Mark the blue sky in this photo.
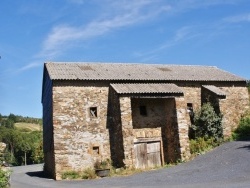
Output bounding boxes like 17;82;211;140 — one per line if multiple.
0;0;250;118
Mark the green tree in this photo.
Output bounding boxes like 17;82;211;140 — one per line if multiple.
1;119;14;129
16;134;31;165
8;113;17;123
0;113;43;166
1;128;19;164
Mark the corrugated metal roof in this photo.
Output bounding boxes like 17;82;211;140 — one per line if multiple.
45;62;245;82
111;83;183;94
202;85;226;96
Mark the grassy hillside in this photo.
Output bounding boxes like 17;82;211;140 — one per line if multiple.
15;122;42;132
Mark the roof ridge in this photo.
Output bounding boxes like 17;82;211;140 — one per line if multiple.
45;61;218;68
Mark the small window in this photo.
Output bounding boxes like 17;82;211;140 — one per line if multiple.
140;106;147;116
90;107;97;118
187;103;193;112
93;146;100;155
187;103;194;124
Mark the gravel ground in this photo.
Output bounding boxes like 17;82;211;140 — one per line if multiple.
11;141;250;188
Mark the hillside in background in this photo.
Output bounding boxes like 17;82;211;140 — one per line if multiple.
0;113;43;166
15;122;42;132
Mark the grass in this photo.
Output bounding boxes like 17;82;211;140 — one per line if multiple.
14;122;42;132
61;166;163;180
62;169;97;180
110;167;144;177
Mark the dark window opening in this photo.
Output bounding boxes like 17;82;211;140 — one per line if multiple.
187;103;194;124
140;106;147;116
93;146;99;155
90;107;97;118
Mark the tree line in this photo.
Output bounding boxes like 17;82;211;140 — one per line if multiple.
0;113;42;129
0;113;43;166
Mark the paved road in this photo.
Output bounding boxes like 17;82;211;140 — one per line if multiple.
11;141;250;188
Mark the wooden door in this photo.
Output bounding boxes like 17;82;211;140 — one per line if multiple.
134;143;147;169
147;142;161;168
134;141;161;169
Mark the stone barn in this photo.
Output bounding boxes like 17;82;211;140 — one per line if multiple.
42;62;249;180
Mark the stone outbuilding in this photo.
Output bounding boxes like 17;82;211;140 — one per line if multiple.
42;62;249;180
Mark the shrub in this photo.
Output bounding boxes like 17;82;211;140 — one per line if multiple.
0;167;11;188
61;171;80;180
190;102;223;141
233;114;250;140
94;159;111;169
189;137;219;154
82;168;96;179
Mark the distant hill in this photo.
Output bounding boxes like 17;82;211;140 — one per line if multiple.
15;122;42;132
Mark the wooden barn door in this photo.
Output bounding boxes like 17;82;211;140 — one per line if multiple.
134;141;161;169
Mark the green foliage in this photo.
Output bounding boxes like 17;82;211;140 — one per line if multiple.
232;113;250;140
0;113;43;166
0;113;42;126
82;168;97;179
189;137;219;154
0;167;11;188
0;119;14;129
8;114;17;123
94;159;111;169
190;102;223;141
0;127;43;166
62;171;81;179
62;168;97;180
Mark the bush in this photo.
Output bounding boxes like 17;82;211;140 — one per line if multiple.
0;167;11;188
189;137;219;154
82;168;96;179
190;102;223;141
233;114;250;140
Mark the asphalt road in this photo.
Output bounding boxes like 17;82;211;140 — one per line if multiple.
11;141;250;188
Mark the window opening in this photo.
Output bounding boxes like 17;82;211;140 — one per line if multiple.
90;107;97;118
93;146;100;155
187;103;194;124
140;106;147;116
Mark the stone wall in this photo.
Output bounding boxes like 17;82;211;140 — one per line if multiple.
120;97;134;168
175;97;191;160
52;81;110;180
122;97;190;166
178;82;249;138
180;86;201;111
218;86;249;137
131;98;166;129
43;78;248;179
108;87;125;167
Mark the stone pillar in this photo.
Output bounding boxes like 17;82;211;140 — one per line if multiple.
175;97;191;161
0;142;6;153
120;97;134;168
